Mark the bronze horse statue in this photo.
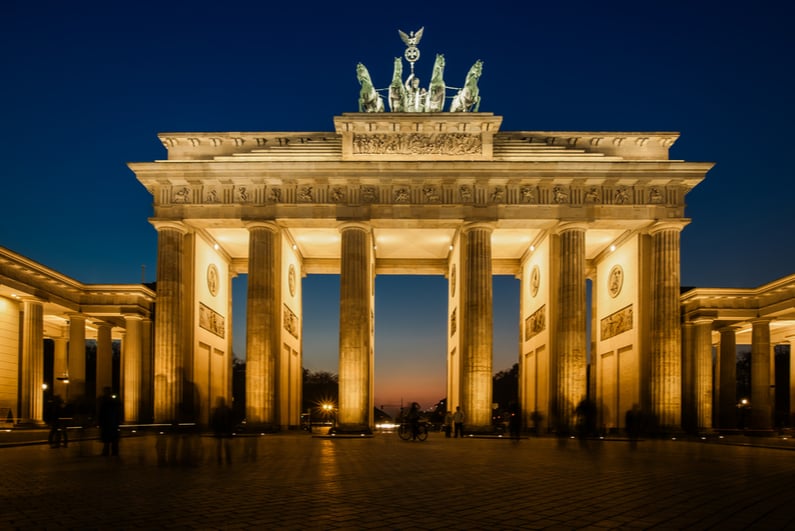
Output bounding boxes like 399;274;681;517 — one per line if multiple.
356;63;384;113
450;60;483;112
388;57;406;112
425;54;446;112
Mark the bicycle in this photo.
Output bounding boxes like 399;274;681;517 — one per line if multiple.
397;421;428;441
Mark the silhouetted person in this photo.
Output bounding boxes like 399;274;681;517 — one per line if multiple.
443;410;453;438
453;406;464;438
407;402;421;441
45;395;67;448
97;387;121;456
625;404;641;449
211;397;234;464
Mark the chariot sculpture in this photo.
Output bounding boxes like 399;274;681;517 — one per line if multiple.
355;27;483;113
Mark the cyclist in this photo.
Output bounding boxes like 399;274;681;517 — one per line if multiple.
407;402;421;441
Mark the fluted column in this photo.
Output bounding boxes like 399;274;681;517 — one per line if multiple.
67;313;87;403
788;336;795;427
693;319;713;431
458;223;494;431
95;322;113;397
245;221;280;427
552;223;587;433
52;336;68;399
152;221;187;422
338;222;373;431
141;318;153;423
123;315;143;423
649;222;684;430
750;319;772;430
718;327;737;428
20;298;44;424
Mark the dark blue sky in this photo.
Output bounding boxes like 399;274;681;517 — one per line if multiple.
3;1;793;406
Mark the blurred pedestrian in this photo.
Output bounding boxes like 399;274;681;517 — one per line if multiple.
453;406;464;438
97;387;121;456
443;410;453;438
211;397;234;464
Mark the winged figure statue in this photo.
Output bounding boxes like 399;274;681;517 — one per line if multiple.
398;27;424;47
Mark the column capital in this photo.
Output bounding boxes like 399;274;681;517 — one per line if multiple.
122;313;145;322
647;219;690;235
338;221;371;233
461;221;495;234
551;221;589;234
149;219;189;234
245;220;280;232
718;325;741;334
751;318;773;326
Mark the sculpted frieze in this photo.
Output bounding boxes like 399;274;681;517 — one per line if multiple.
352;132;482;156
601;304;633;341
154;180;679;208
199;303;225;339
524;305;546;341
283;304;299;339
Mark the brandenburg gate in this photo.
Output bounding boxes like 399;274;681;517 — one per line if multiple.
130;111;712;433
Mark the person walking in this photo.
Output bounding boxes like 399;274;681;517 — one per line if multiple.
453;406;464;438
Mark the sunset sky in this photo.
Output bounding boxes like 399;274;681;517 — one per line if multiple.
3;1;794;409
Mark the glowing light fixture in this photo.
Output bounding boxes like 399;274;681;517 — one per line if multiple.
530;245;535;252
213;243;219;251
610;244;616;252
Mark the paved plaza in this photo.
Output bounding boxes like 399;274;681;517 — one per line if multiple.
1;429;794;530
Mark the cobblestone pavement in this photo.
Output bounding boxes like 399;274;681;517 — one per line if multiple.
2;430;795;530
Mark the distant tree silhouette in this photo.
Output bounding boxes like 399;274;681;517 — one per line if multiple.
492;363;519;411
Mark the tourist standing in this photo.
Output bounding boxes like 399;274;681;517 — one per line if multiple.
443;410;453;438
453;406;464;438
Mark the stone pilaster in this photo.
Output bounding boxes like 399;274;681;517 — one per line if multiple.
95;322;113;397
152;220;187;422
67;313;87;403
20;298;44;424
718;327;738;429
553;223;587;433
693;319;713;431
750;319;772;430
649;222;684;430
337;222;373;432
123;315;143;423
459;222;494;432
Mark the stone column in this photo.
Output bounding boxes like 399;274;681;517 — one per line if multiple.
693;319;713;431
718;327;738;429
553;223;587;433
458;223;494;432
95;322;113;396
141;318;153;423
337;222;373;432
245;221;280;428
750;319;772;430
788;335;795;427
649;222;684;430
152;221;187;422
52;336;68;399
123;315;143;423
67;313;87;404
20;298;44;424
